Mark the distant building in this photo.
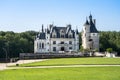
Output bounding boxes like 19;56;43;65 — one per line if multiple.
82;14;99;51
34;24;79;53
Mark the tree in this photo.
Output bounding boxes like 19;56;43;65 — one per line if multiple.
80;45;84;52
106;48;113;53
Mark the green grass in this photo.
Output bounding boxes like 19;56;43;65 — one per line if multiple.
0;67;120;80
20;57;120;67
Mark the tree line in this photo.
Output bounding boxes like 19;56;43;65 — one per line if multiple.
0;31;38;58
0;31;120;58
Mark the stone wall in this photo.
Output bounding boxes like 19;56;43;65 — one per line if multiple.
19;53;83;59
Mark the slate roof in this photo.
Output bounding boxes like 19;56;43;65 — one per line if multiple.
89;22;98;33
36;24;78;39
84;19;89;26
84;15;98;33
50;26;75;38
37;32;46;39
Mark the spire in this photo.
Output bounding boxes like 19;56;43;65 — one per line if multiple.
76;26;79;34
84;17;89;25
42;24;44;32
89;12;92;21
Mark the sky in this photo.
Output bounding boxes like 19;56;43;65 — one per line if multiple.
0;0;120;32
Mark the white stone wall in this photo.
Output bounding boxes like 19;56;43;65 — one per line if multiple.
50;38;75;52
75;33;79;51
34;39;47;53
82;25;90;49
82;25;99;51
90;33;99;50
46;33;50;52
34;37;79;53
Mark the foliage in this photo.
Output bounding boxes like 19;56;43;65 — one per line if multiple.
94;48;99;52
0;67;120;80
20;58;120;67
106;48;113;53
0;31;38;58
80;45;84;52
99;31;120;55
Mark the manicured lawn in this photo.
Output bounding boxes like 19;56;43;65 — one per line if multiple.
0;67;120;80
20;58;120;67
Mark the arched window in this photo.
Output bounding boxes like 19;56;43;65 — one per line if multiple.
39;43;41;49
52;34;56;38
37;42;38;49
42;43;44;49
60;30;65;38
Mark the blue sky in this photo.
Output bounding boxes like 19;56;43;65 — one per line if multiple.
0;0;120;32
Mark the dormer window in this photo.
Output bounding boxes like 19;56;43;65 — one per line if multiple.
52;29;56;38
60;30;65;38
69;34;72;38
68;30;73;38
53;34;56;38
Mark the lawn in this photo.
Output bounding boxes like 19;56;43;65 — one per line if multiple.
20;57;120;67
0;67;120;80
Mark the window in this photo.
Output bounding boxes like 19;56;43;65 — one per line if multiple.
37;43;38;49
61;35;64;38
89;39;93;41
42;43;44;49
69;41;72;44
69;47;72;50
53;47;56;51
93;34;95;36
39;43;41;49
61;41;64;44
60;30;65;38
69;35;72;38
53;35;56;38
53;41;56;44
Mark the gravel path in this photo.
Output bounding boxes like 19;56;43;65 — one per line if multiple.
0;59;47;70
6;64;120;70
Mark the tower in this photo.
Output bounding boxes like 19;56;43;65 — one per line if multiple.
82;14;99;51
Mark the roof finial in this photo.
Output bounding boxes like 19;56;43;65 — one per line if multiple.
84;16;89;26
89;12;92;21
